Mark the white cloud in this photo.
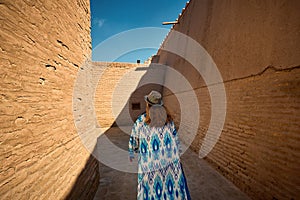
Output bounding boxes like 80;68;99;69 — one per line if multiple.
93;18;106;28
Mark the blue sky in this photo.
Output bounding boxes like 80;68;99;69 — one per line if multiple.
91;0;188;62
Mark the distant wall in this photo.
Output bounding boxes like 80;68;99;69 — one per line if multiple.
94;62;164;128
94;62;139;128
0;0;99;199
157;0;300;199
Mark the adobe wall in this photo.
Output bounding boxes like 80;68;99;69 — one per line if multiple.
94;62;164;128
0;0;99;199
94;62;140;128
157;0;300;199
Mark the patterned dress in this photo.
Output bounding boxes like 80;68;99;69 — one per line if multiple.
129;113;191;200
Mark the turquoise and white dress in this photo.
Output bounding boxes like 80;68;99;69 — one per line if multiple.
129;113;191;200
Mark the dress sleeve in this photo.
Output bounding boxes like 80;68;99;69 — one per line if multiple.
171;121;182;155
128;120;139;158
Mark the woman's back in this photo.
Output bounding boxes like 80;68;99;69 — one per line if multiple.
128;90;191;199
135;113;181;173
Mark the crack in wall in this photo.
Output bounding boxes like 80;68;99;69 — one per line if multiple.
57;53;79;68
222;65;300;85
57;40;69;50
164;65;300;97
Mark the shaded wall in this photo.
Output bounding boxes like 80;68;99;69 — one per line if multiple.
94;62;140;128
156;0;300;199
0;0;99;199
94;62;164;128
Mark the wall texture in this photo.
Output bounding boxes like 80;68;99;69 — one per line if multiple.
94;62;164;128
157;0;300;199
0;0;99;199
94;62;140;128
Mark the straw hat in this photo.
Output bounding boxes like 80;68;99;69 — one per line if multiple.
144;90;163;106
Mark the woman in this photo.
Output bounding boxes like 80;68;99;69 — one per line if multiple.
129;90;191;200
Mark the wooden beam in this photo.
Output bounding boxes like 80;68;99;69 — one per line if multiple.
162;21;179;25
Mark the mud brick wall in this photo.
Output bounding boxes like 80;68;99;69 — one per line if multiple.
157;0;300;199
0;0;99;199
93;62;140;128
93;62;166;128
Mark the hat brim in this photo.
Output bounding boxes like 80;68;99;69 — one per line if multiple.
144;96;163;106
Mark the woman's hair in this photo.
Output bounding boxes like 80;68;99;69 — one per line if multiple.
145;103;173;127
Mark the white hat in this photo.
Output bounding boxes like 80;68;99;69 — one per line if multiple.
144;90;163;106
